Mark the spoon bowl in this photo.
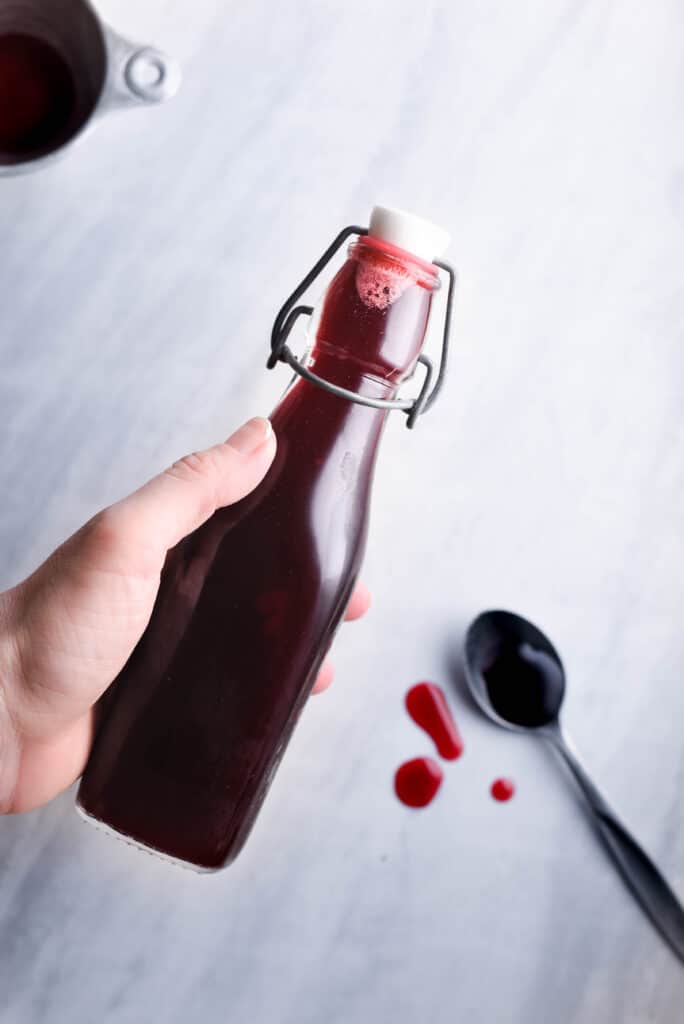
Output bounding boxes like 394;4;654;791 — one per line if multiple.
465;609;565;732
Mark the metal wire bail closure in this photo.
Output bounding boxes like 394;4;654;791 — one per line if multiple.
267;225;456;429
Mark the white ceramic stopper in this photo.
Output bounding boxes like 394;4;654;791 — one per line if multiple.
368;205;451;262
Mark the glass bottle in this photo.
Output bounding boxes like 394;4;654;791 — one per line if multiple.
78;206;451;870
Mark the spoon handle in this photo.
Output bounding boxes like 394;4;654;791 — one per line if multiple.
548;728;684;963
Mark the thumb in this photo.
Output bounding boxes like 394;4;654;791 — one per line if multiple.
0;417;275;743
100;417;276;572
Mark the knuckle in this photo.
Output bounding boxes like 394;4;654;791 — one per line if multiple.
165;450;221;522
74;506;129;568
166;449;219;483
77;507;161;580
86;507;122;549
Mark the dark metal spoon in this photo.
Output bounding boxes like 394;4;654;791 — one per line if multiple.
464;609;684;964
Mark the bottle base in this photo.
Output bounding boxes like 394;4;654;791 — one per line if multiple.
74;801;220;874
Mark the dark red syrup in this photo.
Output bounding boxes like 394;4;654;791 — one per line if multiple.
0;34;77;158
491;778;515;802
483;642;563;728
79;238;440;869
405;682;463;760
394;758;443;808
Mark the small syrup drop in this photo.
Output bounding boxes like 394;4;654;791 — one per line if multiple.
491;778;515;802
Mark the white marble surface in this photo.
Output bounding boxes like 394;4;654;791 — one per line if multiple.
1;0;683;1020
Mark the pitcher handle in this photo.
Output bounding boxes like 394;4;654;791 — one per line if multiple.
100;26;181;112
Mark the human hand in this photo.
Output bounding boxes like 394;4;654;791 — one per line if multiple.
0;418;371;815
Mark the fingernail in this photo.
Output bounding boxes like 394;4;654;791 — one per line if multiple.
226;417;272;455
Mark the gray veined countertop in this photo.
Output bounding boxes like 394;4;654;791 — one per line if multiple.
1;1;683;1021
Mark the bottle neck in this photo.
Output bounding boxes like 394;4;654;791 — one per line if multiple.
312;237;439;386
306;347;400;403
271;237;439;453
272;361;390;457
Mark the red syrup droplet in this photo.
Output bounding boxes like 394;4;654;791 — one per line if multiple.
405;682;463;760
394;758;443;808
491;778;515;802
